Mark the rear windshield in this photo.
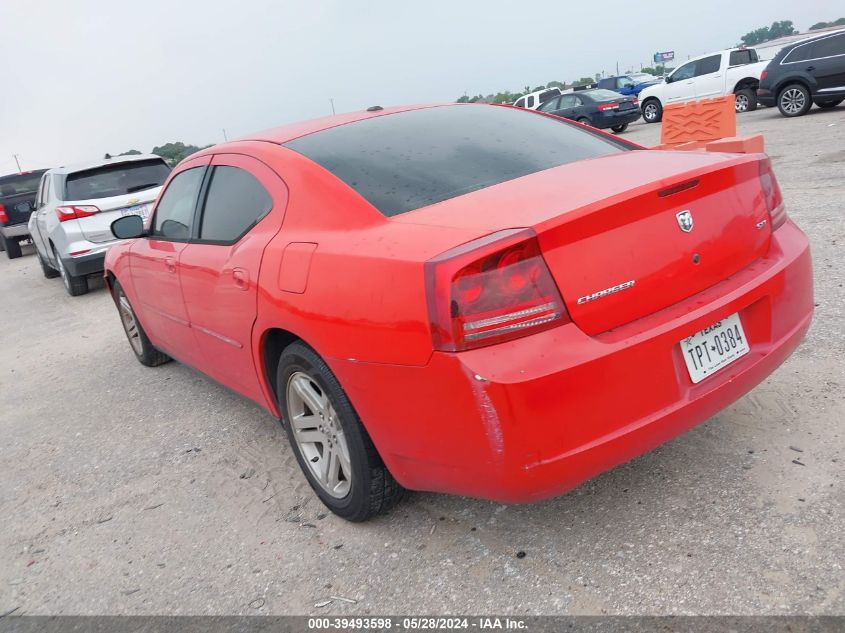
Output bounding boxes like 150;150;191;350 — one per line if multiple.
65;159;171;201
583;89;625;101
284;105;628;217
0;172;44;197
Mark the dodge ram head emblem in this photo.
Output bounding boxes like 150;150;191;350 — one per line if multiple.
676;210;694;233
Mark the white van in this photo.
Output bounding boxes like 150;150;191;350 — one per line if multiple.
513;87;563;110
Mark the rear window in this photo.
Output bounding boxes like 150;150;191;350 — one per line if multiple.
65;159;171;201
0;172;44;197
583;89;624;101
729;49;758;65
284;105;628;217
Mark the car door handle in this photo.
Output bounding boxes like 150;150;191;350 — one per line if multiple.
233;268;249;291
164;257;177;274
806;66;815;72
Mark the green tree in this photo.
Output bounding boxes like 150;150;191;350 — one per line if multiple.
546;80;565;89
151;142;210;167
456;95;470;103
740;20;796;45
576;77;594;85
810;17;845;30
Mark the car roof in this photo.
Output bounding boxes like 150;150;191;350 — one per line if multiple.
47;153;165;176
239;104;441;145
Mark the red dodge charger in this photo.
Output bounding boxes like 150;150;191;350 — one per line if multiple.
105;104;813;521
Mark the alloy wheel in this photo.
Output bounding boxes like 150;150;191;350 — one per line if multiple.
286;371;352;498
644;103;658;121
780;88;805;115
117;289;143;355
735;94;749;112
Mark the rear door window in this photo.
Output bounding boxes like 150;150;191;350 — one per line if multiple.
284;105;627;217
65;159;171;201
197;167;273;243
809;33;845;58
151;167;205;240
695;55;721;75
729;49;755;65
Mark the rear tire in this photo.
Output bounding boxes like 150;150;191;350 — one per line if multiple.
611;123;629;133
2;235;22;259
642;98;662;123
277;342;404;522
734;88;757;113
112;280;171;367
54;247;88;296
576;116;592;126
815;98;843;109
38;248;60;278
777;83;811;117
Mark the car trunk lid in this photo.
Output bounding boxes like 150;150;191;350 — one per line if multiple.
73;189;161;243
396;150;773;335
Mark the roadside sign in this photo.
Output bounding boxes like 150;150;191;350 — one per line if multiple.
654;51;675;63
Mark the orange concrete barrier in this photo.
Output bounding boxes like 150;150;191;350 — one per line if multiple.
660;95;737;146
704;135;765;154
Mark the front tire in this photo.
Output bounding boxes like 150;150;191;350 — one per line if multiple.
778;84;811;117
611;123;629;133
734;88;757;113
815;98;843;109
277;342;404;522
1;235;22;259
112;280;171;367
576;116;592;126
54;248;88;296
642;98;662;123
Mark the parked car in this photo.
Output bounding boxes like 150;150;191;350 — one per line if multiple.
105;104;812;522
537;89;641;133
513;87;563;110
639;48;766;122
757;30;845;117
29;155;170;295
597;73;661;96
0;169;49;259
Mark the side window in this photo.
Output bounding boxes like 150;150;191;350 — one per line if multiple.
538;97;560;112
514;97;525;108
671;61;696;81
729;50;753;66
151;167;205;240
559;95;576;108
526;95;536;108
695;55;721;76
618;77;631;88
784;42;814;63
198;166;272;243
811;34;845;59
572;95;583;106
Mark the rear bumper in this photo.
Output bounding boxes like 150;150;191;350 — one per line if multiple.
593;108;642;129
330;220;813;503
757;88;776;107
63;250;106;277
0;223;30;239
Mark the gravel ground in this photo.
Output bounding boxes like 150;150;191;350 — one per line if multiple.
0;106;842;616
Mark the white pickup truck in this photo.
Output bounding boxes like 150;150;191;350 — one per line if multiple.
639;48;767;123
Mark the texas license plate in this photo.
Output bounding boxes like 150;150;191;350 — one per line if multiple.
680;313;750;384
121;203;151;219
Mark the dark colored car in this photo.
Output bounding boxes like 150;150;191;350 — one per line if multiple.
757;30;845;117
0;169;48;259
537;89;641;133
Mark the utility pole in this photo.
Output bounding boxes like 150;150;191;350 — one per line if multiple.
329;98;335;115
13;154;22;172
222;128;228;141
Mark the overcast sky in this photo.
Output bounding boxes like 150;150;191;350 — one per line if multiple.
0;0;835;172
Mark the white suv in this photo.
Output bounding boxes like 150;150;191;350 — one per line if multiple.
29;155;170;295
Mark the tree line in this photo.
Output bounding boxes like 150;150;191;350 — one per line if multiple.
106;142;211;166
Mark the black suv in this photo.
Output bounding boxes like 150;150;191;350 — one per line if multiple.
0;169;48;259
758;30;845;117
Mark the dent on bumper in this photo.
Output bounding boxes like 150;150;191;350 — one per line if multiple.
331;221;813;503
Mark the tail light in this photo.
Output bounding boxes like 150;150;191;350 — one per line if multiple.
55;205;100;222
425;229;570;352
760;70;768;82
632;97;639;105
0;203;7;223
597;103;619;111
758;158;786;230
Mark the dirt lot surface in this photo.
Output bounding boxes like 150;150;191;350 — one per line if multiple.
0;107;842;616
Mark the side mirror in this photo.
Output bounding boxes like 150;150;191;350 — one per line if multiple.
664;75;673;84
625;83;635;88
111;214;146;239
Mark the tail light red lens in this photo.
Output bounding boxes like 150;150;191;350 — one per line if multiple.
758;158;786;230
425;228;570;352
760;70;768;82
0;203;7;223
597;103;620;111
55;205;100;222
